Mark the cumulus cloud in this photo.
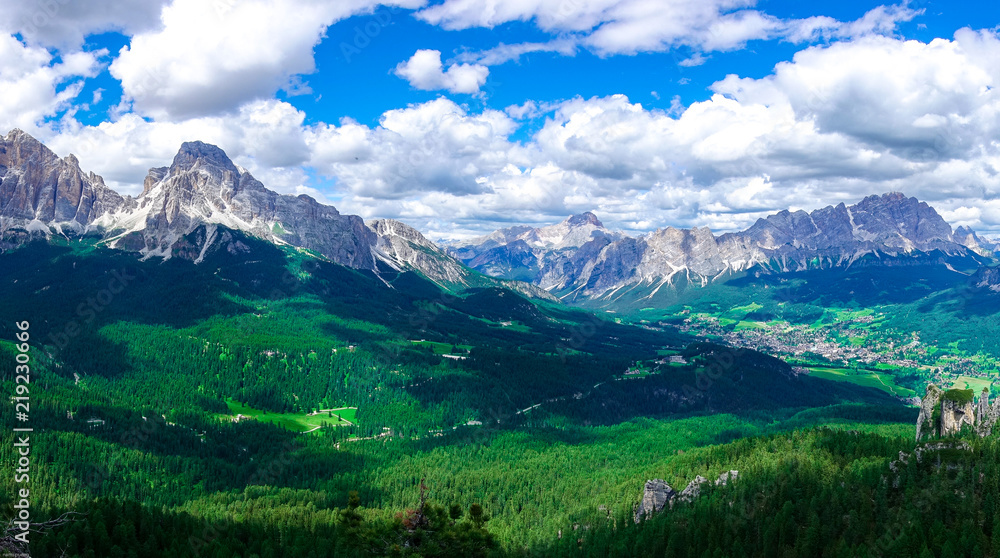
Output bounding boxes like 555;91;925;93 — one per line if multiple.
394;49;489;94
319;30;1000;237
41;99;314;195
109;0;424;119
23;22;1000;238
0;0;170;49
0;34;104;132
307;98;519;198
417;0;921;59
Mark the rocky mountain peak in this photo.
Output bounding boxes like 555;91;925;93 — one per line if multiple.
170;141;241;176
455;191;990;303
369;219;431;245
851;192;953;243
0;132;558;300
565;212;603;228
3;128;35;146
955;225;995;256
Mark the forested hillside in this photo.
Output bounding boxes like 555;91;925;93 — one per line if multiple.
0;234;915;556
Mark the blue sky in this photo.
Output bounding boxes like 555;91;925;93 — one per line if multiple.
1;0;999;238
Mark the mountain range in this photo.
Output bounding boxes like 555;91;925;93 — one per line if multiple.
449;195;998;305
2;129;996;307
0;129;547;299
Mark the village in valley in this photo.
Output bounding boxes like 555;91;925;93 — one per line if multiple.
642;304;999;403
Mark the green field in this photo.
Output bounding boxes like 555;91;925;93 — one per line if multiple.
225;399;358;432
806;367;916;398
950;375;994;394
410;339;474;354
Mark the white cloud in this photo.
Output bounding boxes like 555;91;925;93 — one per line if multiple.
21;20;1000;238
417;1;921;59
0;0;170;49
394;49;489;94
456;39;578;66
109;0;425;119
307;98;519;198
41;99;314;195
0;34;104;132
326;30;1000;236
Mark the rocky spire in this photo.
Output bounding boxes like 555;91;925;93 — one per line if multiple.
917;385;998;441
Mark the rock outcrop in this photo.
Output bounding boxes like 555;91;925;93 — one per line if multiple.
973;266;1000;293
714;470;739;486
955;226;996;257
677;476;709;503
369;218;471;285
916;384;1000;441
977;389;1000;437
635;471;738;522
634;480;676;523
915;385;944;441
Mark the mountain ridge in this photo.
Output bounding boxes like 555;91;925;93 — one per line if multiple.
0;130;558;300
450;194;996;303
2;129;994;307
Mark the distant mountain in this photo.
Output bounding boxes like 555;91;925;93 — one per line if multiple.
0;129;553;299
955;226;997;256
3;129;992;307
451;193;996;304
447;212;625;286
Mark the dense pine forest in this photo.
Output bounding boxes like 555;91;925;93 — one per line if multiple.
1;235;996;557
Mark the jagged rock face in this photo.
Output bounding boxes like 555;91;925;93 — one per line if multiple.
639;227;727;280
735;193;955;255
677;475;709;503
467;240;538;278
101;141;376;267
634;480;675;523
940;396;976;437
449;212;626;289
917;385;944;441
635;471;737;522
973;266;1000;293
917;384;997;441
714;470;739;486
976;390;1000;437
453;193;987;301
575;236;646;293
955;226;996;257
0;129;129;228
369;218;471;285
0;131;559;299
0;132;378;268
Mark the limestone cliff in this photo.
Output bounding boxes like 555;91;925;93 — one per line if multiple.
916;384;999;441
634;480;675;523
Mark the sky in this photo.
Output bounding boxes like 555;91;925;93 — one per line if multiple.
1;0;999;240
